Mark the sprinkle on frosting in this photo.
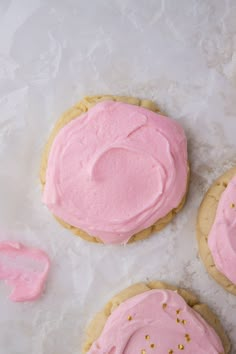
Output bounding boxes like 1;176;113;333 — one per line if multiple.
178;344;184;350
185;334;191;342
208;175;236;284
43;101;188;244
87;289;224;353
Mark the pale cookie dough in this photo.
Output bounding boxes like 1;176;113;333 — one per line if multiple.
83;281;230;353
197;167;236;295
40;95;189;244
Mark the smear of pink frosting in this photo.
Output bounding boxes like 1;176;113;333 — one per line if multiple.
88;289;224;354
43;101;188;244
0;242;50;302
208;175;236;284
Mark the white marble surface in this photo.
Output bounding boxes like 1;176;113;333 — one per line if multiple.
0;0;236;353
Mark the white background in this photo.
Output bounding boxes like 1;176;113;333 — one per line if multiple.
0;0;236;353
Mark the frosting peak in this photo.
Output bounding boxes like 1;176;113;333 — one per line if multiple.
208;175;236;284
87;289;224;354
43;101;188;244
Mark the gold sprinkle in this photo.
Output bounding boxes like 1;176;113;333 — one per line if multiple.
169;350;174;354
231;203;235;208
127;315;132;321
176;309;181;315
178;344;184;350
185;335;191;342
162;303;167;309
185;334;191;342
150;343;155;349
176;318;180;323
141;350;146;354
181;319;187;325
145;335;150;340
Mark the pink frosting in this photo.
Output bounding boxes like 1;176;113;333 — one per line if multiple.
0;242;50;302
88;289;224;354
208;175;236;284
43;101;188;244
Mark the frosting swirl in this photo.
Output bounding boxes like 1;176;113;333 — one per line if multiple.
43;101;188;244
208;175;236;284
87;289;224;354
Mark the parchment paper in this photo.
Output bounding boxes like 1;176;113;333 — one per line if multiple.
0;1;236;353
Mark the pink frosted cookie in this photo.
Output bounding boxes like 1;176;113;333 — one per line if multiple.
83;282;230;354
197;166;236;294
40;95;189;245
0;241;50;302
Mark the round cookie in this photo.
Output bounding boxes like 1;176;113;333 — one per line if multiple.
197;167;236;295
41;95;189;244
83;281;230;353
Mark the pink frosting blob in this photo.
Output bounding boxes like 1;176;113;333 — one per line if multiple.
208;175;236;284
88;289;224;354
43;101;188;244
0;242;50;302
